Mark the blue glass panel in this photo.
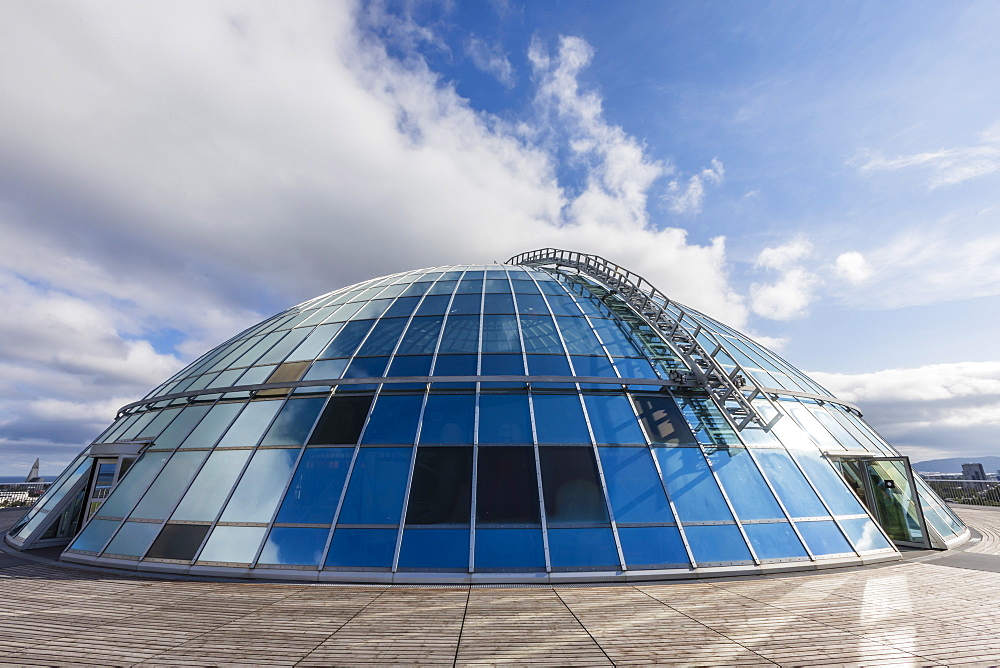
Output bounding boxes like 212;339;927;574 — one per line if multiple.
840;517;892;551
613;358;658;379
386;355;433;377
276;447;354;523
326;528;397;568
519;316;564;354
103;521;162;557
708;449;783;520
438;315;480;353
597;448;672;522
480;354;524;375
337;447;412;523
219;448;299;522
260;397;326;446
547;528;619;569
432;354;477;376
511;279;540;294
484;278;512;294
428;280;457;296
343;356;390;379
258;527;329;565
585;396;645;444
743;522;808;559
516;294;549;315
71;519;120;552
481;314;521;353
448;293;481;315
546;296;583;317
139;407;182;439
396;316;444;355
419;395;475;444
557;317;604;355
130;450;210;520
355;318;407;357
198;526;267;563
320;320;375;358
456;278;483;294
590;319;641;357
257;327;312;365
475;528;545;570
483;292;516;313
478;394;532;444
171;449;252;521
360;395;423;444
796;520;854;555
303;358;349;381
532;394;590;444
526;354;571;376
398;528;469;569
618;526;689;567
753;449;828;518
655;448;734;522
400;282;432;298
571;295;612;319
415;295;451;316
792;450;866;516
571;356;616;377
216;400;283;447
325;301;363;322
383;296;421;318
151;405;210;450
684;525;753;563
539;447;608;523
98;451;172;518
235;364;277;386
351;298;393;321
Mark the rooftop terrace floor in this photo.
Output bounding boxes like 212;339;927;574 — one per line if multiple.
2;506;1000;667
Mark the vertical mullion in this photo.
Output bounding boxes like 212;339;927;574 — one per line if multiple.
525;388;551;573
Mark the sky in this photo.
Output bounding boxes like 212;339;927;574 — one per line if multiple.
2;1;1000;474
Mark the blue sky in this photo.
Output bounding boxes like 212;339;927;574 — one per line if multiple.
1;1;1000;474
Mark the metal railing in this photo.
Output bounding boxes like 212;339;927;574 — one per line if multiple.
508;248;781;432
923;479;1000;506
0;482;52;509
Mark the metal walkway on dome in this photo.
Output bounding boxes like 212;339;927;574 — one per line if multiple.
508;248;782;433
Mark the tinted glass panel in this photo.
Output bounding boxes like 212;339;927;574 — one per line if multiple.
438;315;480;354
398;528;469;569
796;520;854;555
476;447;540;524
258;527;329;566
151;405;210;450
557;317;604;355
355;318;407;357
481;315;521;353
753;449;828;518
325;528;396;568
286;323;343;362
519;316;564;354
386;355;433;377
633;395;698;445
383;296;420;318
743;522;808;559
396;316;444;355
613;358;658;379
145;523;210;561
432;355;477;376
198;526;267;563
532;394;590;444
337;447;412;524
276;447;354;524
526;354;572;376
321;320;375;358
585;395;645;444
480;354;524;375
547;528;619;569
219;448;299;523
98;451;172;518
708;449;784;520
618;526;688;568
840;517;893;551
405;447;472;524
475;528;545;570
483;292;515;313
419;395;475;444
343;356;390;379
309;395;374;445
793;450;866;516
171;449;253;521
260;397;326;446
216;400;282;447
684;525;753;563
360;395;423;444
478;394;532;444
130;450;210;520
546;296;582;317
539;447;609;523
597;447;672;522
415;295;451;316
449;294;481;315
655;448;734;522
103;521;161;557
70;518;120;552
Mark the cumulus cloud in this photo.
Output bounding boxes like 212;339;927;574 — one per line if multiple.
466;36;514;87
664;158;725;215
834;251;874;285
811;362;1000;460
756;238;812;271
0;3;743;471
749;239;820;320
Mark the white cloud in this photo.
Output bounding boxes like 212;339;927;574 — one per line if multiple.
834;251;874;285
755;238;812;271
466;36;514;88
749;239;820;320
854;119;1000;189
664;158;725;215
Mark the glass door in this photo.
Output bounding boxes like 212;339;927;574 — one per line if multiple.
832;455;930;549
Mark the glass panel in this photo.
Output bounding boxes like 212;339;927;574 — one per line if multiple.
260;397;326;446
526;354;572;376
219;448;299;523
325;528;396;568
476;448;540;524
386;355;433;377
743;522;808;559
793;450;866;516
612;358;658;379
286;323;344;362
342;356;390;379
103;521;162;557
840;517;893;552
419;395;475;444
216;400;283;447
865;459;926;544
383;296;421;318
618;526;689;568
474;528;545;570
257;328;312;365
360;395;423;444
633;395;698;445
139;407;182;440
546;296;582;317
130;450;210;520
547;528;619;569
570;356;616;377
171;449;253;521
795;520;853;555
585;395;645;444
684;525;753;563
351;299;393;321
276;447;354;524
198;526;267;563
516;294;549;314
145;523;210;561
654;448;733;522
557;317;604;355
538;447;609;523
321;320;375;358
753;449;828;518
337;447;412;524
483;292;515;314
707;449;784;520
405;447;472;524
355;319;408;357
478;394;532;444
598;447;672;522
415;295;451;316
432;355;477;376
438;315;479;354
258;527;329;566
70;518;120;552
532;394;590;444
519;316;564;354
396;316;444;355
150;405;210;450
481;315;521;353
97;451;172;518
448;293;481;315
590;319;641;357
480;354;525;375
309;395;374;445
398;528;469;569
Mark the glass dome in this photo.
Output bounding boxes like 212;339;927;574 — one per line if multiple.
7;250;969;583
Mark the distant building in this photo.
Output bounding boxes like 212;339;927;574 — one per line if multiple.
962;463;986;480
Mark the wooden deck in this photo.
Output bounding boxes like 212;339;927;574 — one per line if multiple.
2;506;1000;666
